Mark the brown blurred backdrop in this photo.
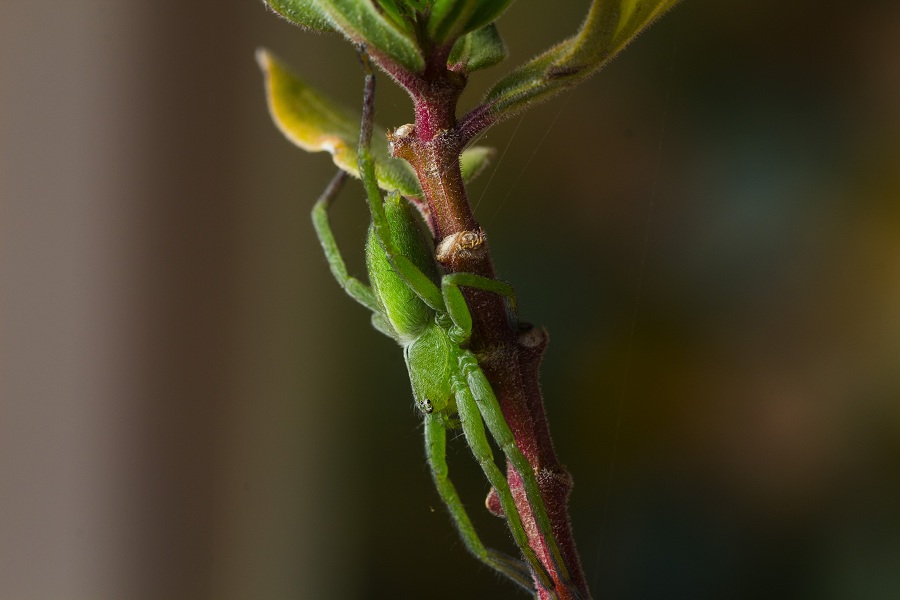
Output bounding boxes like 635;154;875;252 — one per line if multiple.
1;1;898;599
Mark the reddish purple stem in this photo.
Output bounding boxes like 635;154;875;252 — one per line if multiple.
373;47;592;600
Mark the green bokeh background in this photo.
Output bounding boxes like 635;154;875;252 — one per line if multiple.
2;1;899;599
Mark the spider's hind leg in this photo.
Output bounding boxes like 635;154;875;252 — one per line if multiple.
460;351;576;594
424;414;535;592
451;362;556;594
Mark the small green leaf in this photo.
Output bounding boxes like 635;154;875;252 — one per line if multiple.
263;0;336;33
478;0;679;128
373;0;435;35
448;24;507;72
459;146;495;182
561;0;680;70
428;0;514;44
258;48;422;196
315;0;424;72
427;0;479;44
459;0;515;35
373;0;416;35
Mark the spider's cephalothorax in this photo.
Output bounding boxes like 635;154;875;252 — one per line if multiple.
309;50;574;597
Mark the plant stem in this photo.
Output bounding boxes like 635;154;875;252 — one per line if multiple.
384;53;591;600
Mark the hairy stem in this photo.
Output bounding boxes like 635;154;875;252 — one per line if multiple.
382;52;591;600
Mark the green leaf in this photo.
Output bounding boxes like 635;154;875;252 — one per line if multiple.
373;0;433;33
314;0;424;72
263;0;336;33
373;0;416;35
459;0;516;35
561;0;680;69
479;0;679;127
459;146;495;182
448;24;507;72
258;48;421;196
427;0;479;44
428;0;514;44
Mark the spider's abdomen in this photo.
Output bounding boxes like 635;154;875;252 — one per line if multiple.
366;193;440;341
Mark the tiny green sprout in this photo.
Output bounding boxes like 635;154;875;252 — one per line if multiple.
309;51;577;597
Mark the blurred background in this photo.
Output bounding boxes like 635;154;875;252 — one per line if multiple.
2;1;898;599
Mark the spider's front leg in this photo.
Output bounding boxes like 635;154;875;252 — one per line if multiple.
356;48;445;314
440;272;518;344
310;169;383;315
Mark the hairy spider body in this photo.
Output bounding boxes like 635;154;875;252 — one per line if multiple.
365;195;454;415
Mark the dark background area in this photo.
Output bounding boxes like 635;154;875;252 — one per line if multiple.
2;1;899;599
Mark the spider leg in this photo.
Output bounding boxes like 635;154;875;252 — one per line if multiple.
355;47;445;313
451;361;556;594
370;312;396;338
424;414;534;592
311;169;383;314
440;272;518;343
459;351;575;593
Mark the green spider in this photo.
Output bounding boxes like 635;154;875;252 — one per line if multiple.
309;50;573;597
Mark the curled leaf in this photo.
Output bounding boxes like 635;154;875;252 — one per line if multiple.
470;0;679;134
558;0;680;72
258;48;421;196
258;49;495;196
